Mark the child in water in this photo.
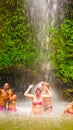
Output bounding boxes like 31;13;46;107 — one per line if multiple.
37;81;52;112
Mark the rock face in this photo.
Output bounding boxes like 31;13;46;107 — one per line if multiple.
54;79;73;101
0;67;40;99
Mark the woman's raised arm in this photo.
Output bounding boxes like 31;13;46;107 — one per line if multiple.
24;85;34;99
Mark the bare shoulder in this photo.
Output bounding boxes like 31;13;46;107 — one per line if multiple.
64;105;71;111
12;94;17;100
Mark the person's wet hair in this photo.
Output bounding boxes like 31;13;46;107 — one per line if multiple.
35;87;42;93
9;88;15;94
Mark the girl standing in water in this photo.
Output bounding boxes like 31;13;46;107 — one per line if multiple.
7;89;17;112
24;85;51;116
37;81;52;112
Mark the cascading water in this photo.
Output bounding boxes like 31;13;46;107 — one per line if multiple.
26;0;66;116
0;1;73;130
27;0;64;81
27;0;58;27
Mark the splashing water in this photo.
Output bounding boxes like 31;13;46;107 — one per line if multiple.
0;96;72;130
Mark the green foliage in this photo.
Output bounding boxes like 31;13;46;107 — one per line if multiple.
48;19;73;83
0;0;38;70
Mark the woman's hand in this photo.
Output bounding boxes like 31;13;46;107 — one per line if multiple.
29;85;33;89
24;84;34;98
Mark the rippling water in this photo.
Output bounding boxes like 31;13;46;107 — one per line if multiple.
0;100;73;130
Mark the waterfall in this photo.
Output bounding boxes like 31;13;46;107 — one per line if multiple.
27;0;58;27
26;0;65;82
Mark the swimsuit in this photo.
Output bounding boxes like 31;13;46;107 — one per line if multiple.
44;105;52;111
0;106;6;110
31;101;43;116
32;101;42;105
8;101;16;111
67;110;73;114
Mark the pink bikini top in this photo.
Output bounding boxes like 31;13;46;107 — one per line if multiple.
67;109;73;114
32;100;42;105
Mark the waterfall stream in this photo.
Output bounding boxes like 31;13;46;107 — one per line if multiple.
27;0;64;81
27;0;58;27
23;0;66;117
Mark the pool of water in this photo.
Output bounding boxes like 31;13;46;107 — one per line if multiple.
0;100;73;130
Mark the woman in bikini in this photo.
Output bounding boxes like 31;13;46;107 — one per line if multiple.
37;81;52;112
24;85;51;116
7;89;17;112
64;101;73;114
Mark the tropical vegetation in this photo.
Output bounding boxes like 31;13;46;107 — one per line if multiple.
48;0;73;84
0;0;38;70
